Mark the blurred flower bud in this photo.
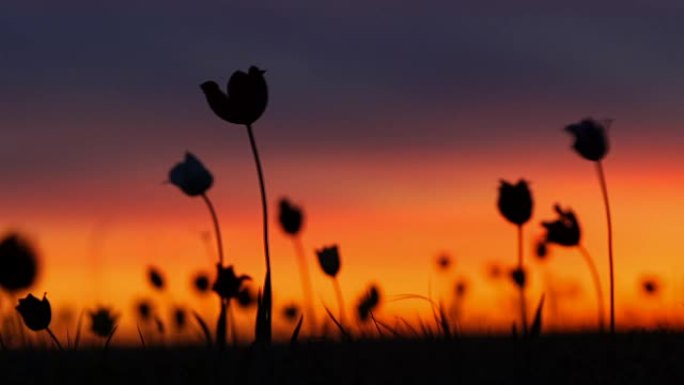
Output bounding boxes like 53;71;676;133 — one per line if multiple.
168;152;213;197
192;272;210;295
357;284;381;322
278;198;304;236
16;293;51;331
200;66;268;126
236;286;256;309
282;303;300;323
542;204;581;247
497;180;533;226
147;266;165;291
0;233;38;292
173;307;187;331
565;118;610;161
89;307;118;338
212;265;251;300
316;245;341;278
135;299;153;322
510;267;527;289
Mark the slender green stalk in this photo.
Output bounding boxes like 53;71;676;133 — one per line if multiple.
332;278;347;326
294;236;317;335
46;327;63;351
517;224;528;336
201;192;227;348
596;161;615;335
578;245;605;332
246;123;272;343
201;193;224;266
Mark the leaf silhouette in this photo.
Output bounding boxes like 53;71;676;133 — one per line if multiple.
289;315;304;348
192;311;212;348
324;306;351;341
528;294;546;339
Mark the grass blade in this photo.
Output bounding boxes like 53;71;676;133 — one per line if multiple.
191;310;212;348
74;309;84;350
104;325;117;352
437;303;451;339
216;300;227;351
289;315;304;347
369;311;384;338
137;324;146;348
324;306;351;341
528;294;546;339
0;331;6;350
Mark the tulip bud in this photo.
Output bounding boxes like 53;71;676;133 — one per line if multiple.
282;304;300;322
135;299;153;322
16;293;51;331
535;240;548;260
497;180;533;226
316;245;341;278
236;286;256;309
212;265;251;300
200;66;268;126
510;267;527;289
173;307;187;331
565;118;610;161
168;152;214;197
357;285;381;322
89;307;118;338
278;198;304;236
541;204;581;247
0;233;38;292
192;272;210;294
147;266;165;290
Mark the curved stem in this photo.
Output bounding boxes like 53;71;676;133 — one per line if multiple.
294;236;317;334
517;224;528;336
46;327;63;351
332;278;347;326
596;161;615;335
201;193;224;266
578;245;605;332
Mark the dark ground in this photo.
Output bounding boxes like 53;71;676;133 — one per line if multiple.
1;332;682;384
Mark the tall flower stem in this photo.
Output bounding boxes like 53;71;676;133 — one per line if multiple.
517;224;527;335
46;327;64;351
578;245;605;332
332;278;347;326
596;161;614;335
200;193;224;266
201;192;228;348
246;123;272;343
294;236;317;335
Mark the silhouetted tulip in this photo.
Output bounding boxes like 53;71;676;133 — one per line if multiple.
542;204;581;247
135;299;153;321
510;267;526;289
168;152;213;197
282;304;300;322
316;245;341;278
200;66;268;126
16;293;51;331
436;253;451;271
236;286;256;309
455;280;468;298
192;272;210;294
212;265;251;300
89;307;118;338
497;180;533;226
535;240;548;260
565;118;609;162
641;277;661;296
173;307;187;330
147;266;165;290
279;198;303;236
0;233;38;292
357;285;381;322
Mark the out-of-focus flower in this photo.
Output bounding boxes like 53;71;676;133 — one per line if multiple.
565;118;610;162
357;285;381;322
542;204;581;247
282;303;300;322
436;253;451;271
200;66;268;126
236;286;256;309
89;307;118;338
168;152;213;197
173;307;187;331
455;280;468;298
147;266;165;290
278;198;303;236
135;299;154;321
0;233;38;292
192;272;210;294
16;293;51;331
212;265;251;300
316;245;341;278
535;239;548;260
497;180;533;226
487;263;503;280
641;276;661;296
510;267;527;289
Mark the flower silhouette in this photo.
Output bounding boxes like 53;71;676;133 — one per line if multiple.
236;286;256;309
173;307;187;331
641;276;661;297
0;233;38;292
135;299;154;322
565;118;609;162
357;285;381;322
147;266;165;290
200;66;268;125
192;272;210;294
535;239;548;260
168;152;214;197
16;293;51;331
279;198;303;236
510;267;527;289
282;303;300;322
212;265;251;300
436;253;451;271
497;180;533;226
542;205;581;247
316;245;341;278
89;307;118;338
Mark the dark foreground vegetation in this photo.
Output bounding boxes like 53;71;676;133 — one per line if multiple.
1;332;683;385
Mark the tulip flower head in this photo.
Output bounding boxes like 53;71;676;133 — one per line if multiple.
168;152;214;197
147;266;165;291
135;299;153;322
200;66;268;126
436;253;451;271
357;285;381;322
212;265;251;300
236;285;256;309
282;303;300;322
497;180;533;226
0;233;38;292
173;307;187;331
565;118;610;162
641;276;661;297
278;198;304;236
535;239;548;260
192;272;210;294
16;293;51;331
455;280;468;298
89;307;118;338
542;204;581;247
316;245;341;278
510;267;527;289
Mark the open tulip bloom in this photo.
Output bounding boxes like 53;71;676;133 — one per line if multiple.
316;245;346;325
16;293;62;351
565;117;615;336
201;66;273;345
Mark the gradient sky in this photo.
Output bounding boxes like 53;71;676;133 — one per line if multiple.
2;2;684;342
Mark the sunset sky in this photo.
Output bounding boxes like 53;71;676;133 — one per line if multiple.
2;2;684;342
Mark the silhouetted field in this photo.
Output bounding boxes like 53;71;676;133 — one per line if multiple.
1;332;683;384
